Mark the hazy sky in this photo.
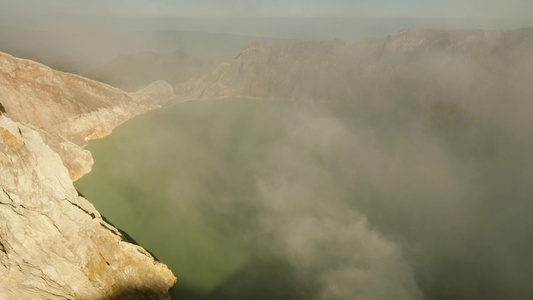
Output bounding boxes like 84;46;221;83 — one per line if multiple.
2;0;532;20
1;1;531;45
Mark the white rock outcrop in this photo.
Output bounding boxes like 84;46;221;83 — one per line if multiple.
0;116;175;299
0;52;176;299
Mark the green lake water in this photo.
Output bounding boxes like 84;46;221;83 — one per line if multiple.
75;98;533;299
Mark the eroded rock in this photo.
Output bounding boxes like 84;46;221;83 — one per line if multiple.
0;52;176;299
0;51;160;180
0;115;175;299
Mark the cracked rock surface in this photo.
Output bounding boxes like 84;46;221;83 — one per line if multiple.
0;52;176;299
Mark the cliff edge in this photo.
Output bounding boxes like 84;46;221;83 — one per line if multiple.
0;51;162;180
0;52;176;299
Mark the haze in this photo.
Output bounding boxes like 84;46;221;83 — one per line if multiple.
2;0;532;39
2;1;532;300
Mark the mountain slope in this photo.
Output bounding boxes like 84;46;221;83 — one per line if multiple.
0;51;160;179
0;115;175;299
178;28;533;124
0;52;176;299
0;26;297;74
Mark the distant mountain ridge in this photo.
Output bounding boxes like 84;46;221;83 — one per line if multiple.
177;28;533;126
0;27;298;74
87;50;205;92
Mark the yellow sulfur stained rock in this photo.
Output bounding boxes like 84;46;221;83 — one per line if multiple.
0;52;176;300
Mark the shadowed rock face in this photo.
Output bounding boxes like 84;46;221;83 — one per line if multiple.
0;51;161;180
0;53;176;299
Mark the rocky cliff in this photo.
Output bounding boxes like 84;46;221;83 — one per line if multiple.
177;28;533;143
0;52;176;299
177;28;533;118
0;51;164;180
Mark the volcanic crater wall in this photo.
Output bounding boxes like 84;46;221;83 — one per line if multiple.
0;51;176;300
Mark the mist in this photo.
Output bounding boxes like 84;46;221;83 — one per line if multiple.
76;91;533;299
2;1;532;299
1;0;532;75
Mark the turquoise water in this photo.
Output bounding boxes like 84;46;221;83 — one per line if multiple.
76;99;335;298
75;98;533;299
